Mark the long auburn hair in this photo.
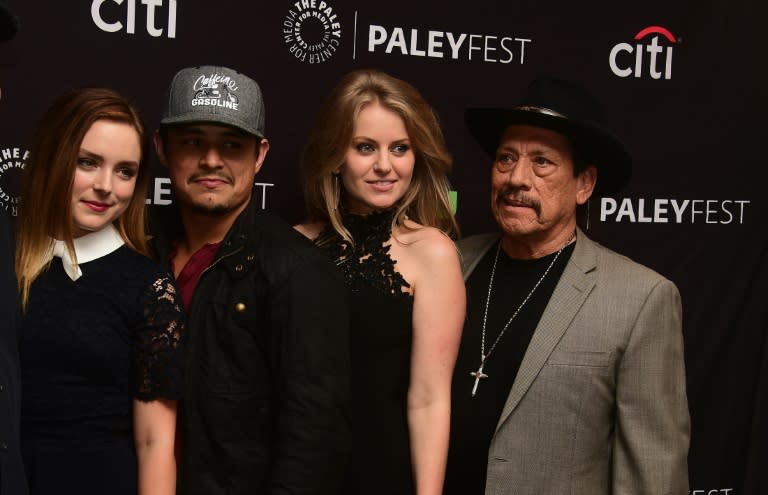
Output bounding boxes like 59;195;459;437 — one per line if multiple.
301;69;459;244
15;87;150;310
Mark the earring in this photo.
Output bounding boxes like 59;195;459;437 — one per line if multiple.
332;174;340;212
585;198;591;230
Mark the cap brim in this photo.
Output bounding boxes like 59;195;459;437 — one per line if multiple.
160;113;264;139
465;108;632;196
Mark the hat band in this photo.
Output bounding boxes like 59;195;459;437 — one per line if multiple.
514;105;567;119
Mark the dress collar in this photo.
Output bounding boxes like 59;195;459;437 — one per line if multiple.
340;208;396;243
50;224;125;281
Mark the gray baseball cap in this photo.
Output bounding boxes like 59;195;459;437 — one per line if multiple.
160;65;265;138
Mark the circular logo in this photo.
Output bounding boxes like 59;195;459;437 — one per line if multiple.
282;1;342;64
0;147;28;217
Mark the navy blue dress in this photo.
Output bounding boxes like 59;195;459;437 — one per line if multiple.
19;245;184;495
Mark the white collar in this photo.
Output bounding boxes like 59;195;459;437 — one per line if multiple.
50;224;125;281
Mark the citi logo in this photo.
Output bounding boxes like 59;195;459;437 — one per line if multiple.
91;0;177;39
609;26;678;80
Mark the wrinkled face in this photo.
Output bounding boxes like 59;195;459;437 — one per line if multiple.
340;101;415;214
70;120;141;238
490;125;595;246
157;124;267;216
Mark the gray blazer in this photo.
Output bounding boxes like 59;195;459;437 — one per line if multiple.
458;228;690;495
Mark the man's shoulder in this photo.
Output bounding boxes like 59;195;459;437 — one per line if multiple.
248;211;313;248
246;211;335;272
457;232;499;252
583;234;675;290
457;233;499;277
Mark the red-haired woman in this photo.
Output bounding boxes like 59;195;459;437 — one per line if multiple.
15;88;183;495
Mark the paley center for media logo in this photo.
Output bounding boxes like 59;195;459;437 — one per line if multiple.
283;0;342;64
609;26;679;80
0;147;28;217
280;4;531;65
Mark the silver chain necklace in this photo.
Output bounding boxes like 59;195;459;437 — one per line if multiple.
470;231;576;397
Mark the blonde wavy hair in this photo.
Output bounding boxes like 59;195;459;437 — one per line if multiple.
301;69;459;244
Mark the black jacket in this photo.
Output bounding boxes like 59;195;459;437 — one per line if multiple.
151;200;350;495
0;211;27;495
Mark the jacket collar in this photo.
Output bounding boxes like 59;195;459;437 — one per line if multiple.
494;227;599;431
149;193;262;261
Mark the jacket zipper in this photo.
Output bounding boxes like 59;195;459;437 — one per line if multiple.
188;245;244;316
199;245;244;278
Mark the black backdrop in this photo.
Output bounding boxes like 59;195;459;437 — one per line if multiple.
1;1;766;493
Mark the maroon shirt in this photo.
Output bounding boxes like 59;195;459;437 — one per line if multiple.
167;241;220;461
170;242;221;312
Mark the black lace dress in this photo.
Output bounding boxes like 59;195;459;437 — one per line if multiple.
19;245;184;495
316;210;415;494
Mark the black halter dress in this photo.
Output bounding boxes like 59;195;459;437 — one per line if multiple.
316;210;416;494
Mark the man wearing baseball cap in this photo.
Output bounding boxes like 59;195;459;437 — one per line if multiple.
444;77;690;494
1;1;27;493
151;65;350;494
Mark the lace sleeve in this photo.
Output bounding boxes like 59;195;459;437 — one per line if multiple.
133;273;185;401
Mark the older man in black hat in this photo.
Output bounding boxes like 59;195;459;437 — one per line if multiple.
444;77;690;494
1;3;28;494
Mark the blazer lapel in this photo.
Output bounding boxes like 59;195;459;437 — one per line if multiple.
494;229;598;433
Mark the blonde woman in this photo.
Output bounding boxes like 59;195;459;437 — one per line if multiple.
296;70;465;495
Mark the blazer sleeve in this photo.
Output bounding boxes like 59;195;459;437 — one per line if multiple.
612;277;690;494
269;251;351;495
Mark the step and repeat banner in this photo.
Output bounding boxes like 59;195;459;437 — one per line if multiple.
1;1;766;493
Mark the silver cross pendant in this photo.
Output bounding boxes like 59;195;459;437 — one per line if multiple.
470;357;488;397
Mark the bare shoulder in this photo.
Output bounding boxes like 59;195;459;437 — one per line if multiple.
293;221;326;241
391;221;463;299
393;220;460;266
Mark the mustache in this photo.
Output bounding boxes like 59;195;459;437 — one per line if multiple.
495;186;542;216
188;171;233;184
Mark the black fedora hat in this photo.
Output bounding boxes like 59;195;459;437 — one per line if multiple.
0;0;18;42
465;77;632;196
